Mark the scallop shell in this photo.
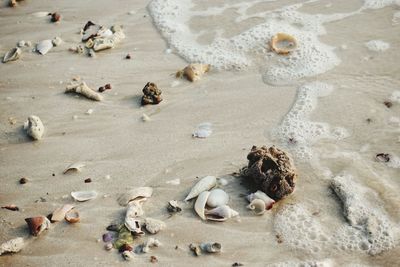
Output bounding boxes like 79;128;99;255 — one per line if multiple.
192;122;212;138
246;190;275;210
204;205;239;222
144;218;166;234
184;176;216;201
181;64;210;82
206;189;229;208
25;216;50;236
247;199;266;215
36;40;53;55
65;209;80;223
51;204;74;222
0;237;24;255
63;162;85;174
118;187;153;206
194;191;210;220
200;242;221;253
23;115;44;140
270;33;297;55
71;190;97;202
3;47;21;63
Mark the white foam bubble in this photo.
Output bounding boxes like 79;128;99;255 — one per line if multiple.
365;40;390;52
363;0;396;9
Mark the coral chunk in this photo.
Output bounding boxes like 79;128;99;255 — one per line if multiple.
141;82;162;105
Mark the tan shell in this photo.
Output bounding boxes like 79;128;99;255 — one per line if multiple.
178;64;210;82
270;33;297;55
118;187;153;206
65;209;80;223
51;204;74;222
204;205;239;222
3;47;21;63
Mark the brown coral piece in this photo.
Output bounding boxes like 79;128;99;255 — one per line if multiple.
141;82;162;105
241;146;297;200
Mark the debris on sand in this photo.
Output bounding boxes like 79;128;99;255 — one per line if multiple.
1;205;19;211
49;12;61;23
63;162;86;174
65;80;104;101
9;0;24;8
25;216;51;236
241;146;297;200
141;82;162;105
176;64;210;82
23;115;44;140
3;47;21;63
0;237;24;255
71;191;97;202
19;177;28;184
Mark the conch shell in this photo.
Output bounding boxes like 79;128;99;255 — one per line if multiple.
246;199;266;215
3;47;21;63
177;64;210;82
204;205;239;222
65;81;103;101
118;187;153;206
23;115;44;140
25;216;50;236
184;176;216;201
246;190;275;210
270;33;297;55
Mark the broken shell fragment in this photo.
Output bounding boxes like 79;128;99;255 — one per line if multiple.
118;187;153;206
184;176;216;201
194;191;210;220
65;81;104;101
126;200;145;218
193;122;212;138
270;33;297;55
200;242;221;253
246;199;266;215
3;47;21;63
142;238;161;253
23;115;44;140
179;64;210;82
25;216;50;236
63;162;85;174
167;200;182;213
125;216;143;235
0;237;24;255
36;40;53;55
51;204;74;222
206;189;229;208
71;190;97;202
141;82;162;105
246;190;275;210
189;243;202;256
65;209;80;223
144;218;166;234
204;205;239;222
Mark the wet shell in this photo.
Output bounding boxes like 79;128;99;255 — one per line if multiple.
23;115;44;140
206;189;229;208
63;162;86;174
0;237;24;255
247;199;266;215
51;204;74;222
246;190;275;210
3;47;21;63
270;33;297;55
25;216;50;236
144;218;166;234
194;191;210;220
184;176;216;201
204;205;239;222
71;190;97;202
181;63;210;82
200;242;221;253
118;187;153;206
36;40;53;55
65;209;80;223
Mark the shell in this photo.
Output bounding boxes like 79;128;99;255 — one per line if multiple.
25;216;50;236
247;199;266;215
3;47;21;63
184;176;216;201
126;200;144;217
71;190;97;202
104;242;113;251
23;115;44;140
63;162;86;174
206;189;229;208
124;217;144;235
142;238;161;253
181;64;210;82
118;187;153;206
51;204;74;222
144;218;166;234
192;122;212;138
65;209;80;223
200;242;221;253
52;37;62;47
0;237;24;255
122;250;135;261
246;190;275;210
270;33;297;55
194;191;210;220
93;38;115;52
204;205;239;222
167;200;182;213
36;40;53;55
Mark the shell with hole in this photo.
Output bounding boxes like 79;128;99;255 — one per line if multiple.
184;176;216;201
118;187;153;206
23;115;44;140
270;33;297;55
144;218;166;234
204;205;239;222
247;199;266;215
3;47;21;63
206;189;229;208
124;217;144;236
246;190;275;210
71;190;97;202
24;216;50;236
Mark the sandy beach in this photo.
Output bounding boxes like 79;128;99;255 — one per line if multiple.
1;0;400;266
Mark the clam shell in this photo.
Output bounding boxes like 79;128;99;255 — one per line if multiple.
23;115;44;140
206;189;229;208
247;199;266;215
65;209;80;223
3;47;21;63
51;204;74;222
184;176;216;201
194;191;210;220
192;122;212;138
204;205;239;222
118;187;153;206
63;162;86;174
200;242;221;253
144;218;166;234
246;190;275;210
71;190;97;202
25;216;50;236
0;237;24;255
36;40;53;55
270;33;297;55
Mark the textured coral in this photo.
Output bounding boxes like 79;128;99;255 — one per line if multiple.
242;146;297;200
141;82;163;105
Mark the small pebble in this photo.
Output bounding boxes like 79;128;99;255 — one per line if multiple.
84;178;92;183
384;101;393;108
19;177;28;184
125;54;131;59
119;244;133;252
232;263;244;267
102;232;113;242
106;224;119;232
104;243;113;251
50;12;61;22
150;256;158;263
86;109;93;115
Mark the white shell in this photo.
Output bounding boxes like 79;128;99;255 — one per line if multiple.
118;187;153;206
247;199;266;215
184;176;216;201
52;37;62;47
204;205;239;222
200;242;221;253
122;250;135;261
23;115;44;140
0;237;24;255
193;122;212;138
144;218;166;234
206;189;229;208
71;190;97;202
51;204;74;222
3;47;21;63
36;40;53;55
246;190;275;210
126;201;144;218
194;191;210;220
142;238;161;253
125;217;143;235
63;162;85;174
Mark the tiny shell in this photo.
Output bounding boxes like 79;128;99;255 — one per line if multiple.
104;242;113;251
122;250;135;261
200;242;221;253
246;199;266;215
270;33;297;55
246;190;275;210
71;190;97;202
194;191;210;220
118;187;153;206
206;189;229;208
204;205;239;222
25;216;50;236
65;209;80;223
63;162;85;174
193;122;212;138
142;238;161;253
23;115;44;140
0;237;24;255
184;176;216;201
36;40;53;55
3;47;21;63
144;218;166;234
51;204;74;222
